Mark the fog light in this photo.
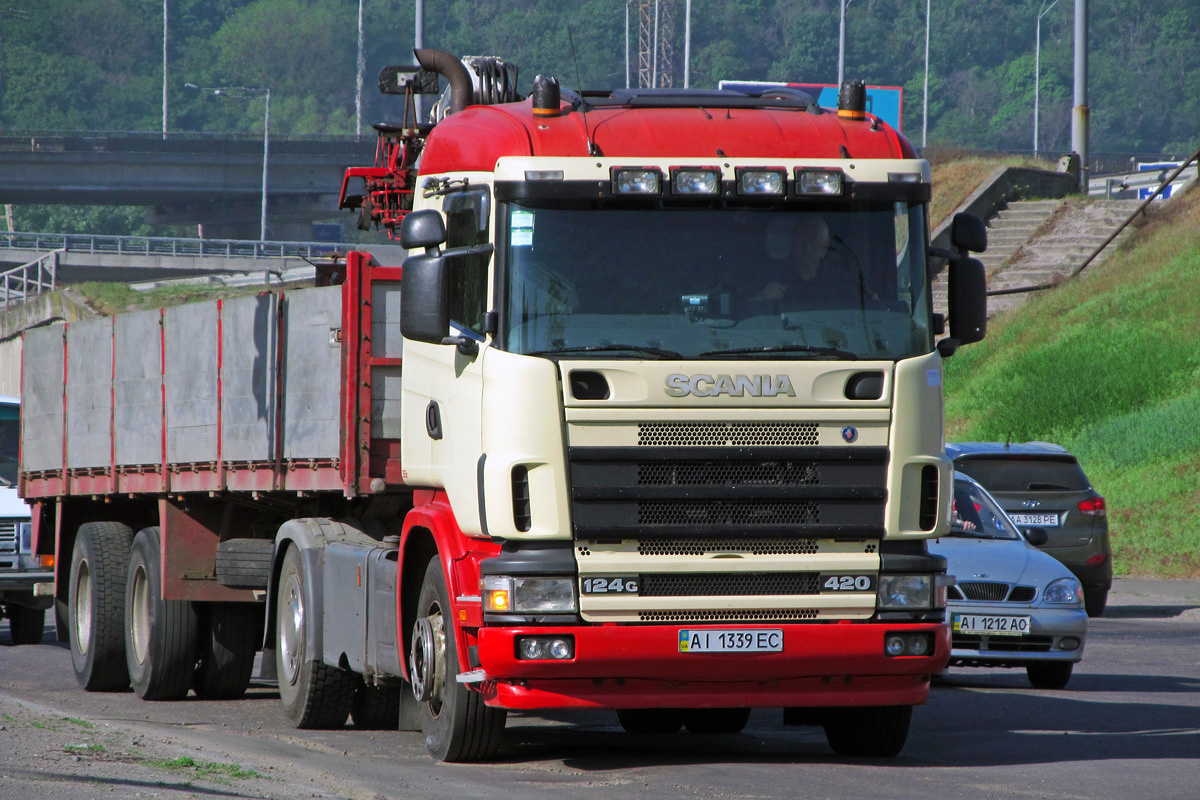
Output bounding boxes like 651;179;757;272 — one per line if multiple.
549;639;573;659
672;168;721;195
737;169;785;195
1058;637;1081;651
796;169;844;195
885;635;907;657
519;638;547;659
907;635;930;656
516;635;575;661
613;168;661;194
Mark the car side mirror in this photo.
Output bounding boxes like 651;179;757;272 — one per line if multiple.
1021;526;1050;547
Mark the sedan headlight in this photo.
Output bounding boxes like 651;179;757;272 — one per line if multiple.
1043;576;1083;605
877;574;933;610
483;576;576;614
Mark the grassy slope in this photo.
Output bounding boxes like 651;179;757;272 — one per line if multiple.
944;186;1200;577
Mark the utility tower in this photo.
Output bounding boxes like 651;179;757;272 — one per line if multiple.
637;0;676;88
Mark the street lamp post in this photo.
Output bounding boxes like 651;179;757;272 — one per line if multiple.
923;0;930;149
185;83;271;241
837;0;853;87
1034;0;1059;158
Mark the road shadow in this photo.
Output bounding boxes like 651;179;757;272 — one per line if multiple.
1102;604;1198;619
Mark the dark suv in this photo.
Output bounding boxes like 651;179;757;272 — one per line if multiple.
946;442;1111;617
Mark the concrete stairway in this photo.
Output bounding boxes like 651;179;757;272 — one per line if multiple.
933;198;1144;319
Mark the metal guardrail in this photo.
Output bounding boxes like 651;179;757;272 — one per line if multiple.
1;250;59;307
1089;165;1199;198
0;231;342;261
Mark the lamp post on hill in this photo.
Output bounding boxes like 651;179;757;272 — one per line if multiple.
185;83;271;242
1034;0;1060;158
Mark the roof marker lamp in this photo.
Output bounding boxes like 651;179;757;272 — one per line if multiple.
671;168;721;195
613;168;661;195
796;169;844;196
736;169;785;196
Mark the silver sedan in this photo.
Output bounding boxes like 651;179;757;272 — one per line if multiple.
930;473;1088;689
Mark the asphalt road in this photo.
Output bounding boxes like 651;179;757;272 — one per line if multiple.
1;576;1197;800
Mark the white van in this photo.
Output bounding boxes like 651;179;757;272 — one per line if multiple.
0;395;50;645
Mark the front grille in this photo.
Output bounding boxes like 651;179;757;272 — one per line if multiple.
640;572;821;597
956;581;1011;602
0;521;17;554
631;538;823;556
639;422;818;447
569;436;887;539
640;608;820;622
953;634;1055;653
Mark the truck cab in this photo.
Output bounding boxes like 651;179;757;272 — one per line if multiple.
0;395;51;644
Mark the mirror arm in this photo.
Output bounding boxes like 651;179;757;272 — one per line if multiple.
442;335;480;357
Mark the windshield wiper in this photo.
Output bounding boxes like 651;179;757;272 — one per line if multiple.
698;344;858;360
525;344;684;359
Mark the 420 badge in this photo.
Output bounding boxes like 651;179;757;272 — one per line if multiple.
679;629;784;653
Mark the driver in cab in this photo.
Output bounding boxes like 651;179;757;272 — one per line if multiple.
752;215;863;308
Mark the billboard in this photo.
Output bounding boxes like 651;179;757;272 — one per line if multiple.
718;81;904;133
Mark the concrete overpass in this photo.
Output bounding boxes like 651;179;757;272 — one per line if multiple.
0;131;375;240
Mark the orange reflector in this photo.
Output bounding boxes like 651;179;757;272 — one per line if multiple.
40;554;55;568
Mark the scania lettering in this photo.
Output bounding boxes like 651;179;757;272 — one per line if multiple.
20;49;988;762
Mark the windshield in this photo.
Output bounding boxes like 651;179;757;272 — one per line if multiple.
950;478;1021;540
500;202;933;359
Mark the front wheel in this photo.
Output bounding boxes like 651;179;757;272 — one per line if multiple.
275;545;355;728
412;557;506;761
125;527;198;701
8;605;46;645
1027;662;1074;690
69;521;134;691
823;705;912;758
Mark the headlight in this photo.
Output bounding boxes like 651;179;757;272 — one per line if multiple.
736;168;786;195
1044;577;1083;605
877;574;933;610
483;576;576;614
613;168;661;195
795;169;844;195
671;168;721;195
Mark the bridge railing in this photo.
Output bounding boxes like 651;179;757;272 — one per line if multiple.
0;231;343;261
1;250;59;307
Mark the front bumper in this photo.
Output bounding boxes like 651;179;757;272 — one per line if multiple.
0;570;55;597
947;604;1087;669
475;621;949;710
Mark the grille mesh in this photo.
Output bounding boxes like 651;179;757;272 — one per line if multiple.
1008;586;1037;602
957;581;1011;602
640;572;821;597
639;422;818;447
634;538;821;556
639;609;819;622
953;634;1054;652
639;501;819;526
638;460;821;486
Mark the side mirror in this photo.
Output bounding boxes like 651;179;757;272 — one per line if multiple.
950;212;988;254
948;256;987;345
400;253;449;344
400;209;447;251
1021;526;1050;547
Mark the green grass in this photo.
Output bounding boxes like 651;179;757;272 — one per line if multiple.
64;743;106;753
148;757;262;781
945;185;1200;578
69;279;304;316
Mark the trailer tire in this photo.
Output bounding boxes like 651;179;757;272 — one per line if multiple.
125;527;198;701
683;708;751;734
8;605;46;645
823;705;912;758
413;557;506;761
69;521;135;691
275;546;355;728
193;602;259;700
616;709;684;734
351;683;401;730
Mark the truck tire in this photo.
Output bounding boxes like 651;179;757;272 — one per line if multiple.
683;708;752;734
8;605;46;645
351;683;401;730
823;705;912;758
412;557;506;761
69;521;135;691
193;602;259;700
616;709;684;734
275;545;355;728
1027;662;1073;690
125;527;198;701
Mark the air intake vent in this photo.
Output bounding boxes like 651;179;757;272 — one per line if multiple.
958;581;1010;602
919;465;939;531
640;572;821;597
1008;586;1037;602
512;466;531;532
639;609;819;622
639;422;818;447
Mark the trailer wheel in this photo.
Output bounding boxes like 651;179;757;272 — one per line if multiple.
683;708;752;734
412;557;506;762
275;546;355;728
351;683;401;729
69;521;135;691
616;709;684;734
7;605;46;645
125;527;198;701
823;705;912;758
193;602;260;700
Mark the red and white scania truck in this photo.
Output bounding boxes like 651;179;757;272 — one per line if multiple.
20;49;988;761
